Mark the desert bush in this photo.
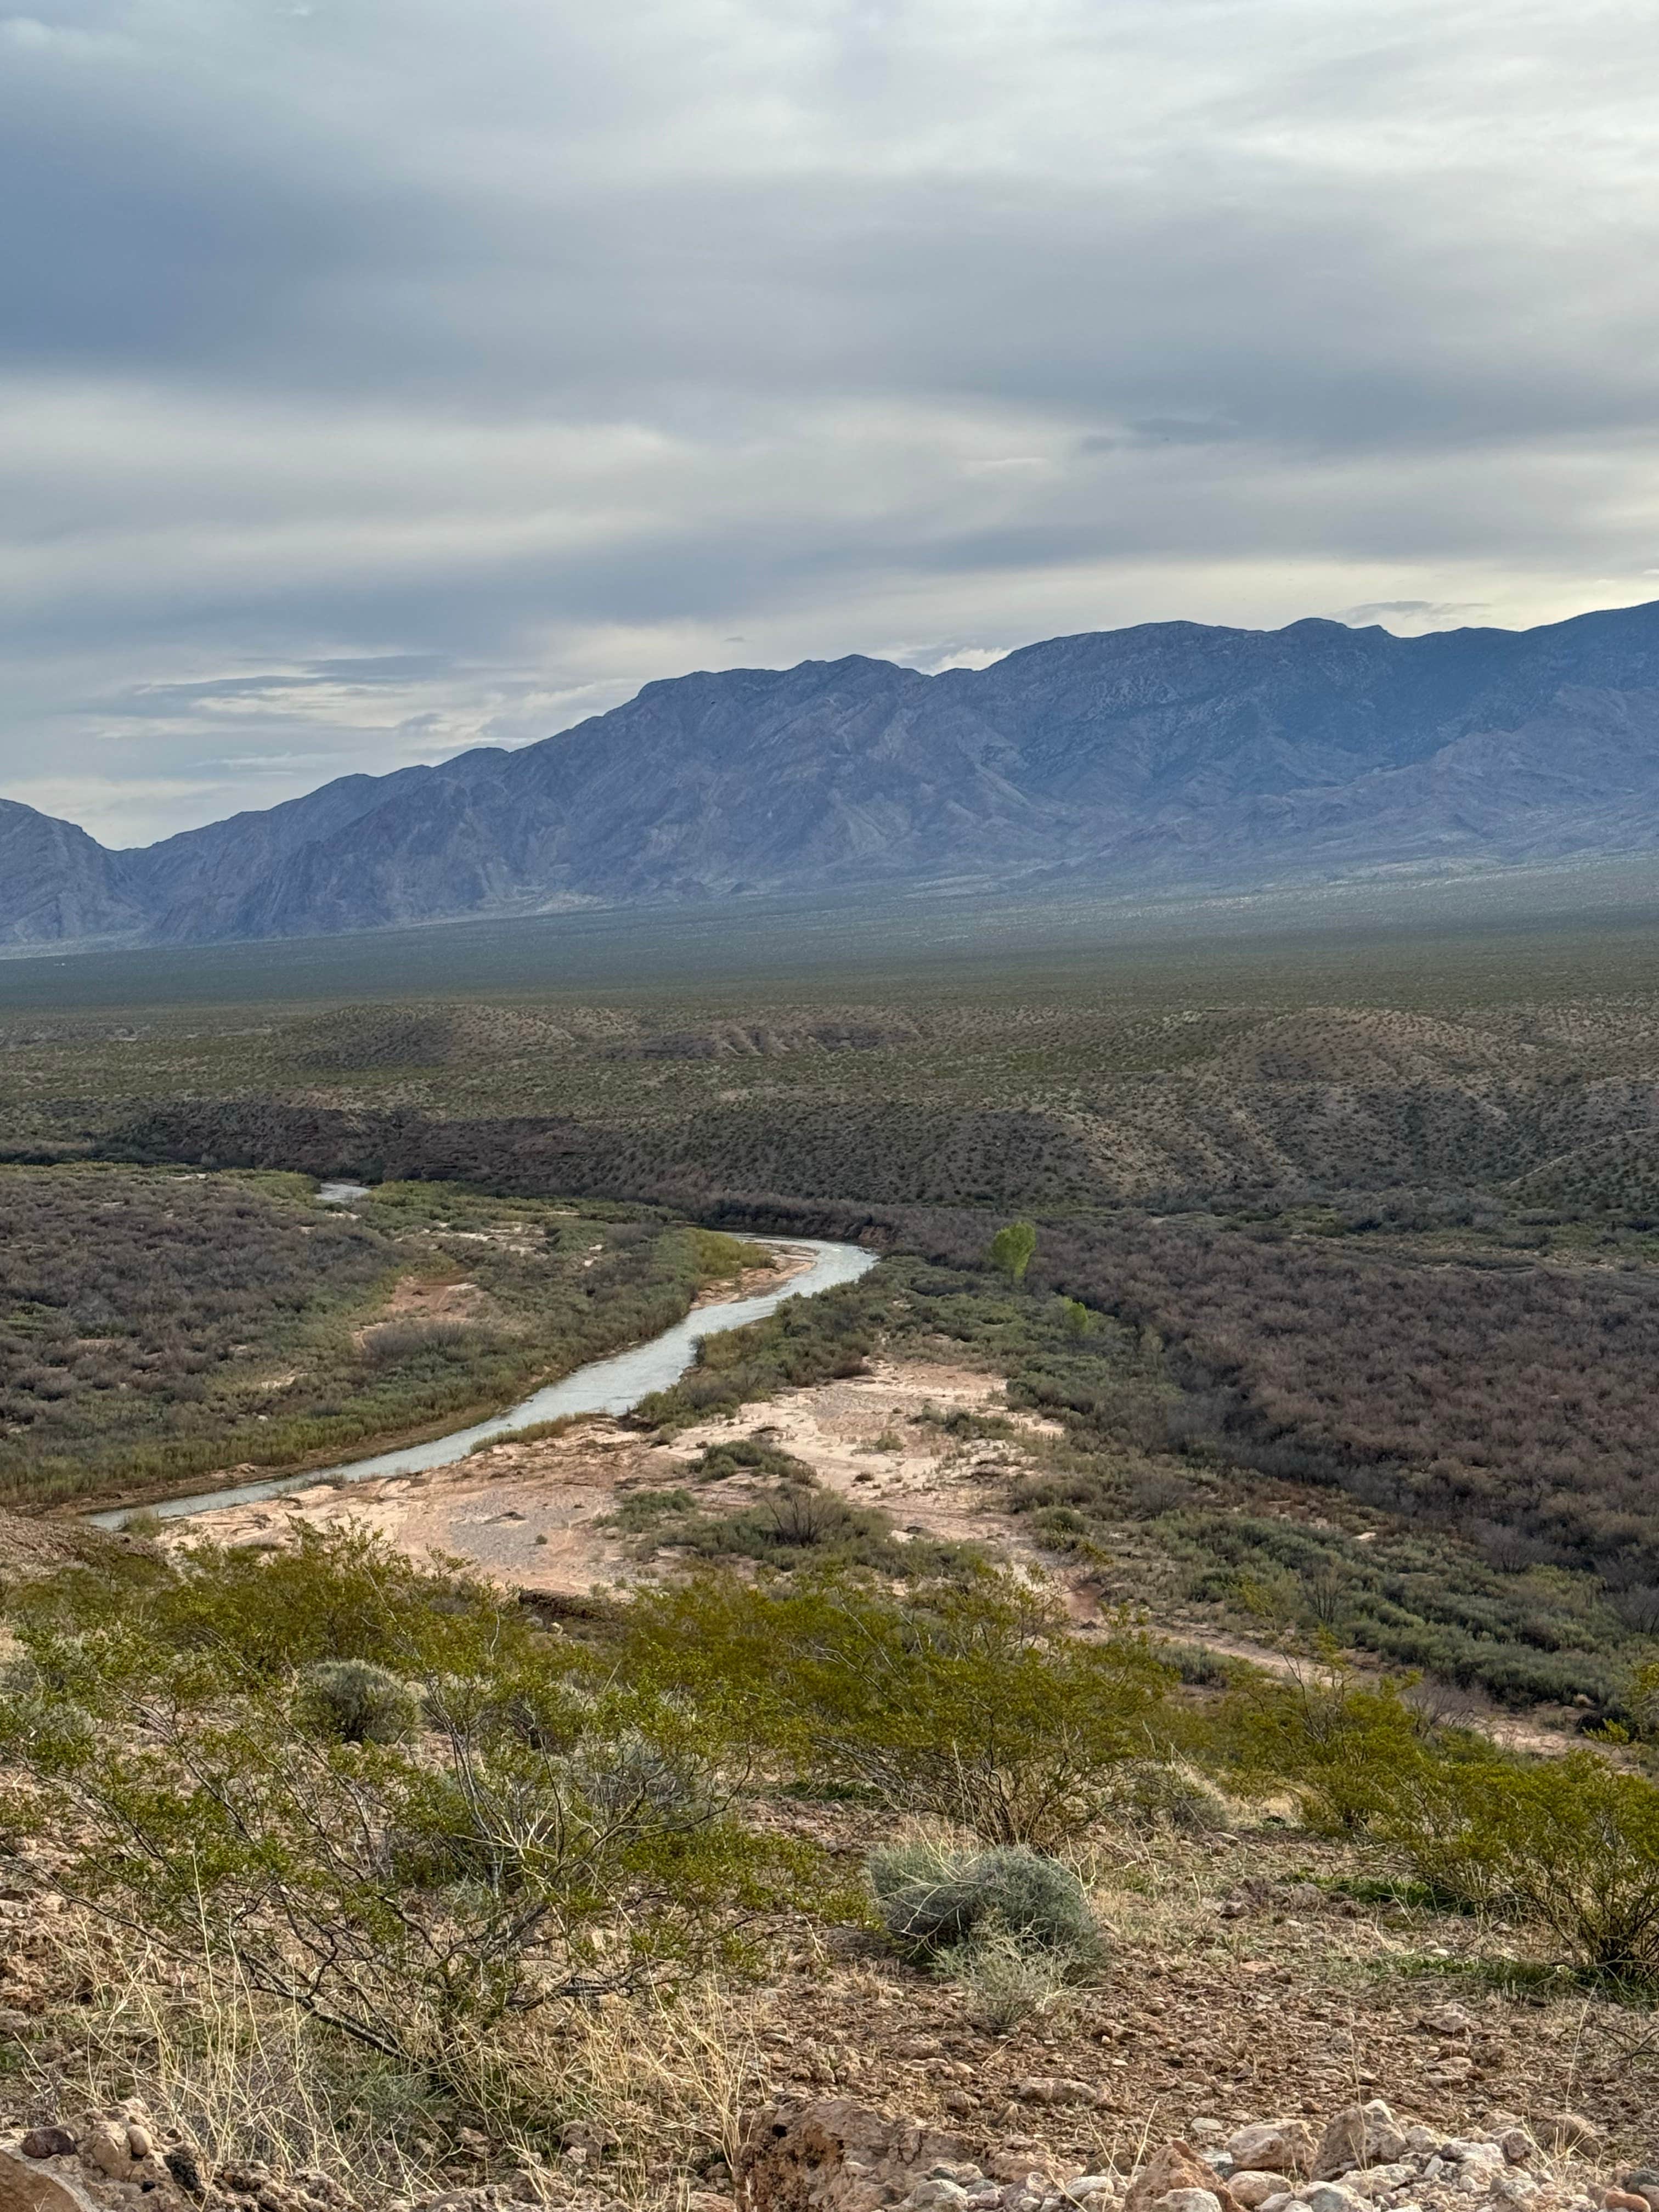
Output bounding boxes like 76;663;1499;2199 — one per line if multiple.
1218;1661;1437;1834
1103;1758;1230;1834
987;1221;1037;1285
682;1228;773;1283
295;1658;421;1745
691;1437;816;1483
946;1924;1085;2034
1383;1750;1659;1980
623;1567;1169;1849
0;1533;820;2086
868;1836;1097;1961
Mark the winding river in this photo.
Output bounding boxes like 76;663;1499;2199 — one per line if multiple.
91;1234;877;1528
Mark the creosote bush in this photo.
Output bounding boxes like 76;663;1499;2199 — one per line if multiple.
0;1529;825;2101
1218;1659;1440;1835
622;1565;1170;1849
1382;1750;1659;1983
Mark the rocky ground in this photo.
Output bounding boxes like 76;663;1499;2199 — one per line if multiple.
0;2093;1639;2212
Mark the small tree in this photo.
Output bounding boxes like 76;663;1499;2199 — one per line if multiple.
987;1221;1037;1285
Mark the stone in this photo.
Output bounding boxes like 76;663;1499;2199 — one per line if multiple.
1313;2108;1410;2183
1423;2007;1476;2038
83;2128;134;2182
18;2137;75;2165
1231;2179;1280;2209
1061;2181;1119;2205
1344;2169;1413;2200
1491;2181;1538;2208
125;2129;154;2164
1306;2186;1367;2212
163;2148;206;2199
1498;2136;1537;2169
1602;2196;1647;2212
737;2100;977;2212
904;2186;969;2210
1622;2174;1659;2212
0;2153;104;2212
1124;2148;1238;2212
1404;2135;1442;2160
1150;2193;1220;2212
1225;2132;1317;2181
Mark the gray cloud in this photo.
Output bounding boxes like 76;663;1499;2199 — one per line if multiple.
2;0;1658;841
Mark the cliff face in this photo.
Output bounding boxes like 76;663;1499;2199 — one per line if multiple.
10;600;1659;950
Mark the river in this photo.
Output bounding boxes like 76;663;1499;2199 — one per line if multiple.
89;1235;876;1527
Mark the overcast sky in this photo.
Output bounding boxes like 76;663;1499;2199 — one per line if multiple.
3;0;1657;847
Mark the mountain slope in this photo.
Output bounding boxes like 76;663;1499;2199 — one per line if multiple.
9;601;1659;950
0;800;149;947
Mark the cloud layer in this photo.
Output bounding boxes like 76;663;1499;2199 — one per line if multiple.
3;0;1658;843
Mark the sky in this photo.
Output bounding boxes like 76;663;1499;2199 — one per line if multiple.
3;0;1658;848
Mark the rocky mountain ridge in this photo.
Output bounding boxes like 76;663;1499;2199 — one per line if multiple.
9;600;1659;950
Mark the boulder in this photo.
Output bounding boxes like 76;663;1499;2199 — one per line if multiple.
0;2152;102;2212
1125;2147;1239;2212
1224;2129;1316;2181
1313;2107;1409;2182
737;2100;978;2212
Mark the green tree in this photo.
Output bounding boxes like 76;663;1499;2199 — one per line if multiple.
987;1220;1038;1285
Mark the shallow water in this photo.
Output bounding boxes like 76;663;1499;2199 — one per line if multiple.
90;1235;876;1527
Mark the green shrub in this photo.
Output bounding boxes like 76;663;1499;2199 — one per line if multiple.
0;1536;823;2090
1104;1758;1230;1834
623;1567;1169;1848
691;1437;816;1483
1218;1662;1436;1834
868;1837;1097;1961
1384;1750;1659;1980
295;1659;421;1745
987;1222;1037;1285
683;1228;773;1284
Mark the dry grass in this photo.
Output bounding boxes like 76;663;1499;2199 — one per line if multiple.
24;1926;449;2199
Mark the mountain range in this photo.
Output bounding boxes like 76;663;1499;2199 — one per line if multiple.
9;599;1659;951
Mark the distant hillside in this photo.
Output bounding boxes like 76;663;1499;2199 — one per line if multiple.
10;600;1659;949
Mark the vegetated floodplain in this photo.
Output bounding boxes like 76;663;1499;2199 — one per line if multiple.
0;1163;766;1511
7;894;1659;1706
